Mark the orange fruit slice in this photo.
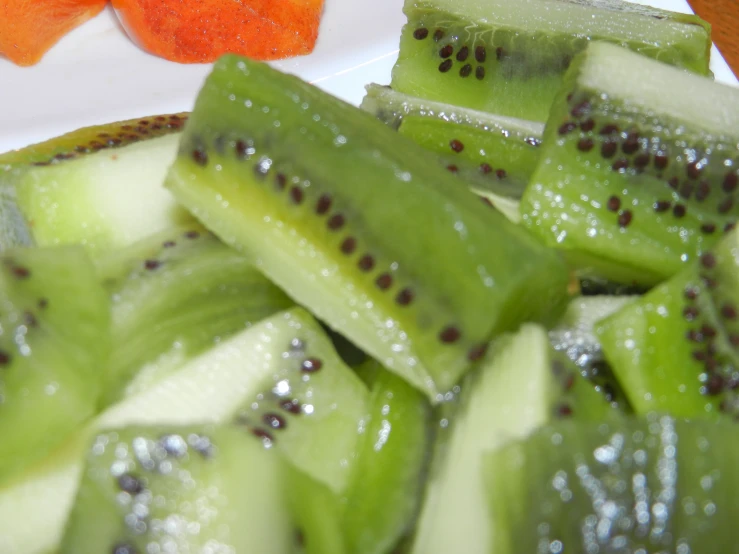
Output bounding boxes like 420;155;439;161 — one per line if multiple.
0;0;107;66
111;0;326;63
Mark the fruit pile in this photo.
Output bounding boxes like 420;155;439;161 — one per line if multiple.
0;0;325;66
1;0;738;552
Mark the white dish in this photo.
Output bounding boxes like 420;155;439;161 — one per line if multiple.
0;0;735;154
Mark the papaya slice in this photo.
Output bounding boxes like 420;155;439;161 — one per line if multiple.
111;0;326;63
0;0;107;66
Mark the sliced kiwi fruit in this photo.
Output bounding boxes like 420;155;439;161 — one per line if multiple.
391;0;711;122
361;83;543;197
521;42;739;286
485;415;739;553
597;227;739;420
0;246;110;486
164;54;570;401
96;224;293;408
410;323;617;554
59;424;293;554
289;360;431;554
0;113;195;257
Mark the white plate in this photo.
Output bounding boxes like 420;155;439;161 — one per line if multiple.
0;0;735;154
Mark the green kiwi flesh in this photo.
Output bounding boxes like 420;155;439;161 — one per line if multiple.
391;0;711;122
164;55;570;401
597;227;739;420
0;246;110;486
521;42;739;286
0;114;195;257
96;225;293;408
410;323;615;554
59;425;292;554
484;416;739;553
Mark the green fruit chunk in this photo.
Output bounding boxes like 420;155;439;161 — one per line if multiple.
391;0;711;122
597;228;739;419
165;55;570;401
0;246;110;485
521;42;739;286
411;323;615;554
97;225;293;407
60;425;292;554
0;114;195;257
485;416;739;553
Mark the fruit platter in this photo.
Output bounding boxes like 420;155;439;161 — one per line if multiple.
1;0;739;553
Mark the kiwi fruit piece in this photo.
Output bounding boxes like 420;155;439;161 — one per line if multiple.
0;113;195;257
391;0;711;122
410;323;617;554
485;415;739;553
288;360;431;554
0;245;110;486
164;54;570;401
59;424;293;554
597;227;739;420
521;42;739;286
96;224;293;407
361;84;543;197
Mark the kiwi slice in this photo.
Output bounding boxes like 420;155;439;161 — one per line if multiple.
0;114;195;257
597;227;739;420
164;55;570;401
97;224;293;407
521;42;739;286
60;425;293;554
410;323;617;554
0;246;110;486
485;416;739;553
391;0;711;122
361;84;543;197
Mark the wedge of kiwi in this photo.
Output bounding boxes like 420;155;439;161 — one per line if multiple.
485;415;739;553
391;0;711;121
521;41;739;286
0;114;195;257
164;54;570;401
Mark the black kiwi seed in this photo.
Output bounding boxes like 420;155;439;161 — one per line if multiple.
38;298;48;309
376;273;393;290
725;222;736;233
23;311;38;328
396;288;414;306
446;164;458;173
280;399;302;414
413;28;429;40
556;404;573;417
723;171;738;193
633;153;650;168
467;343;488;362
327;214;345;230
580;119;595;132
162;240;176;248
251;428;275;443
721;303;737;320
611;159;629;172
696;181;710;202
433;29;444;41
144;259;161;271
577;138;594;152
290;186;303;204
439;45;453;59
459;64;472;77
301;358;323;373
475;66;485;80
340;237;357;255
184;230;200;239
315;194;332;215
601;142;617;158
701;223;717;234
621;133;640;155
686;161;703;180
618;210;633;227
475;46;486;63
358;254;375;271
718;197;734;214
495;47;505;60
438;59;453;73
0;350;10;367
672;204;687;218
439;326;461;343
686;329;704;342
11;266;30;279
558;122;577;135
456;46;469;61
263;413;287;430
570;100;591;118
275;173;287;190
705;374;725;396
684;286;699;300
112;543;138;554
607;195;621;212
701;324;717;338
480;163;493;174
701;253;717;269
683;306;700;321
668;176;679;190
450;139;464;153
235;140;249;159
702;274;718;289
599;124;619;136
117;473;144;495
496;169;507;180
679;182;694;200
191;148;208;166
654;153;668;170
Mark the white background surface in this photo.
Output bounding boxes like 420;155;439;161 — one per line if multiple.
0;0;735;154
